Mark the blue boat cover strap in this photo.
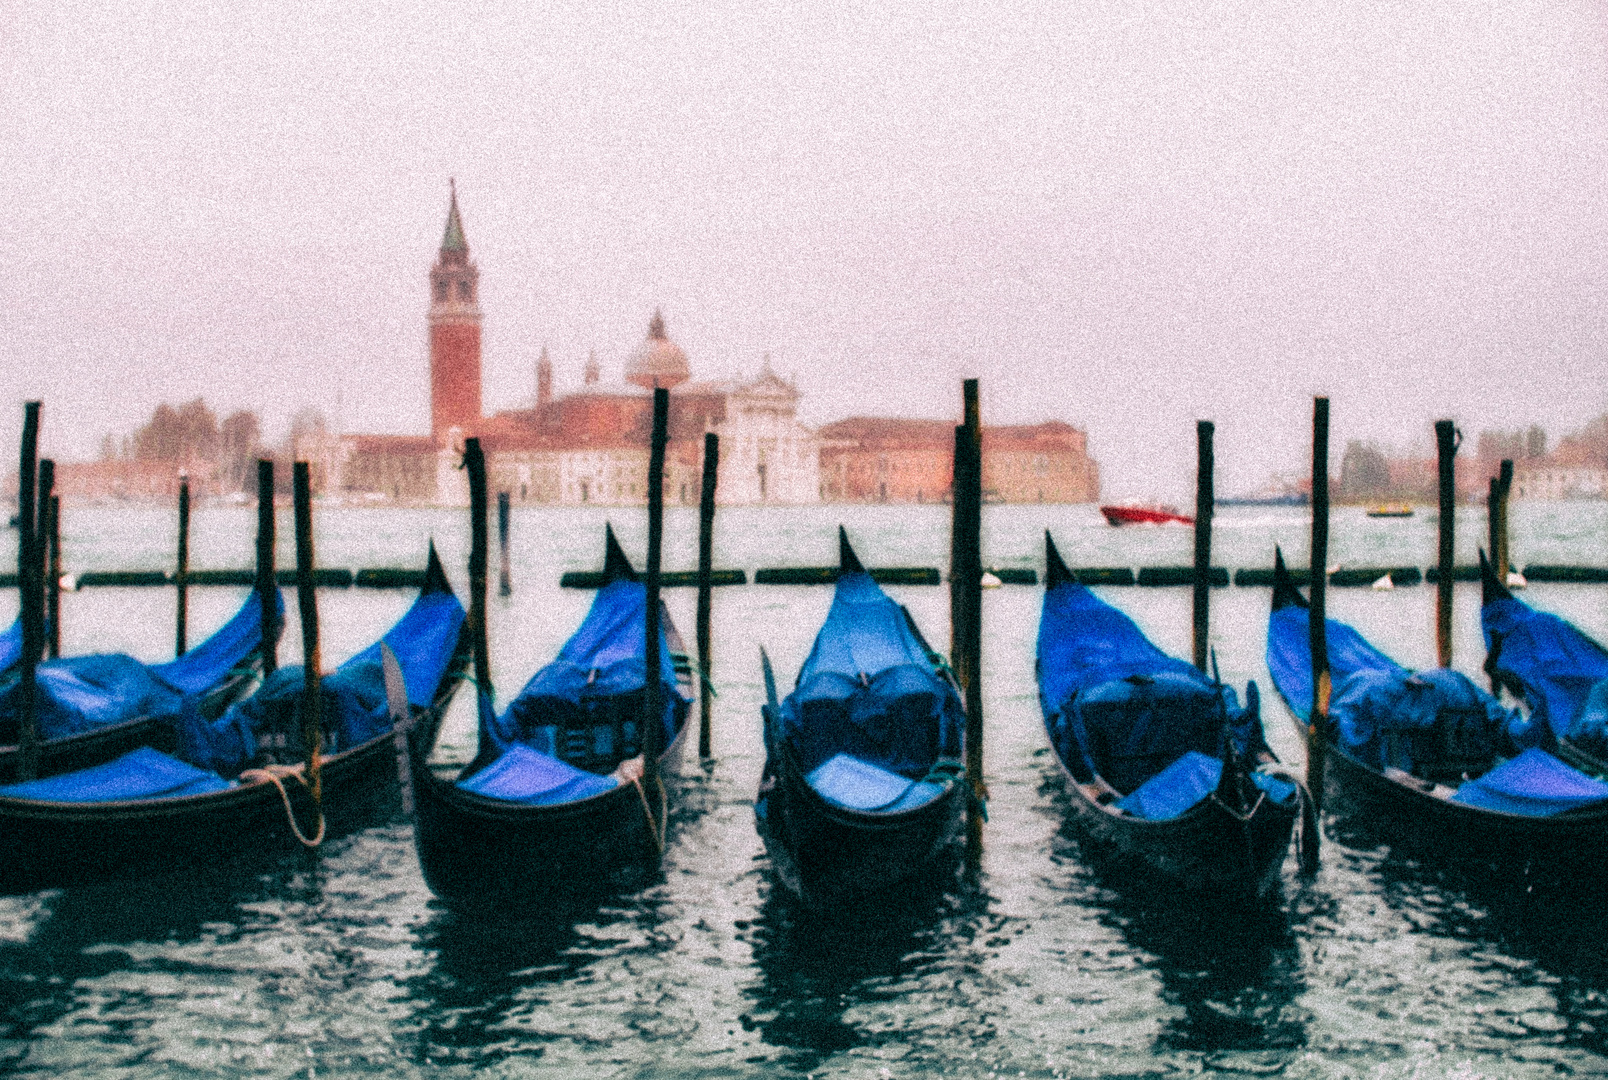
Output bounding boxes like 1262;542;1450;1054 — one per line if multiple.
1481;594;1608;746
805;752;946;813
178;582;465;775
1039;578;1267;792
777;571;964;780
0;746;232;803
457;743;619;805
1449;748;1608;817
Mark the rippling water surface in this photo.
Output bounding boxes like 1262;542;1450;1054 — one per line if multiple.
2;501;1608;1077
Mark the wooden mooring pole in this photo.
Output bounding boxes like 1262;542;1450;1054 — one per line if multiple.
953;379;985;853
45;493;60;659
642;389;669;813
1303;396;1330;873
1192;421;1214;673
37;461;57;661
175;477;190;657
1435;420;1458;669
696;431;720;759
256;460;278;676
465;440;491;698
497;491;512;598
16;403;41;782
1497;458;1513;582
292;462;323;806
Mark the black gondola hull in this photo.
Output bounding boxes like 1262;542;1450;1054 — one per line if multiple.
1320;743;1608;862
409;721;688;913
756;755;964;908
1053;757;1297;900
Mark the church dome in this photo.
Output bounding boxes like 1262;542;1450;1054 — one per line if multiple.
625;309;691;390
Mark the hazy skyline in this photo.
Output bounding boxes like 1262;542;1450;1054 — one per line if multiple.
4;0;1606;500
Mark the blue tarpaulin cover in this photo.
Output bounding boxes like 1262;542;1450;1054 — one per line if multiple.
478;578;688;761
179;584;464;776
1482;593;1608;752
1038;577;1267;794
1112;751;1300;820
0;591;281;741
1267;604;1538;772
774;570;964;792
0;617;21;672
0;746;232;803
805;753;945;813
1450;747;1608;816
457;739;619;805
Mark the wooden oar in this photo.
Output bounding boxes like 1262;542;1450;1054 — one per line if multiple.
381;642;414;817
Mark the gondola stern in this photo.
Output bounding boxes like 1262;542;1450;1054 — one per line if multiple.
1272;547;1308;612
1480;547;1513;605
422;541;452;596
1044;530;1076;590
602;523;639;584
838;526;866;576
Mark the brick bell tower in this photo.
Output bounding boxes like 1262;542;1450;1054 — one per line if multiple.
429;180;482;443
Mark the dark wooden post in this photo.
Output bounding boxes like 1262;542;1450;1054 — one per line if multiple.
36;460;55;662
497;491;512;597
256;460;277;676
1192;421;1214;673
16;403;41;782
175;477;190;657
1497;457;1513;581
1435;420;1458;669
292;462;322;805
696;431;720;759
952;379;985;850
1487;475;1501;581
464;440;491;698
643;389;669;803
1304;397;1330;872
45;494;60;659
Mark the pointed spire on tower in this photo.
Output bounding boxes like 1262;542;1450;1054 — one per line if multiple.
648;308;667;340
441;179;468;254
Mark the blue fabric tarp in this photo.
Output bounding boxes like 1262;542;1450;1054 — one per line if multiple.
1113;750;1299;821
1450;747;1608;817
0;746;232;802
481;578;688;761
0;617;21;672
1038;578;1265;792
1482;594;1608;752
0;590;281;741
179;583;464;776
805;753;945;813
775;570;964;786
457;741;619;804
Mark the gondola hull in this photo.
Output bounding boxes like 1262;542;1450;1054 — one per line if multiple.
409;719;688;913
756;755;964;907
1318;742;1608;862
1052;759;1297;899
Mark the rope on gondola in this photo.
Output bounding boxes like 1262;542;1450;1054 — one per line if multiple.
240;763;326;847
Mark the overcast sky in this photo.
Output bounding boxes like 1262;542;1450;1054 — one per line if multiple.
3;0;1605;499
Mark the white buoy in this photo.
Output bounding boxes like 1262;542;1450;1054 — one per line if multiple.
980;571;1002;589
1371;573;1394;590
1507;571;1527;589
58;573;78;592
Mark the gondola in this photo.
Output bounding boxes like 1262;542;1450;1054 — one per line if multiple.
0;588;280;782
1480;550;1608;777
755;528;967;906
406;526;693;912
1038;532;1299;898
0;545;469;893
1267;550;1608;861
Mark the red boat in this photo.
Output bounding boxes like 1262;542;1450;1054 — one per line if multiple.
1100;505;1194;527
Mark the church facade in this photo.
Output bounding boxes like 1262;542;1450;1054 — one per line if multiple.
337;188;1094;507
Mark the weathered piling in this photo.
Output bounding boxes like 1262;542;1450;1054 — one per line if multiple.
292;462;323;805
642;389;669;807
175;478;190;657
497;491;511;598
1497;458;1513;579
696;431;720;760
16;403;41;782
45;494;60;659
256;460;277;676
1192;420;1214;673
952;379;985;850
1435;420;1458;669
36;460;55;661
464;440;491;699
1304;396;1330;873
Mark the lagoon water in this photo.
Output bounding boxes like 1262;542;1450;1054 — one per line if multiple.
2;501;1608;1078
